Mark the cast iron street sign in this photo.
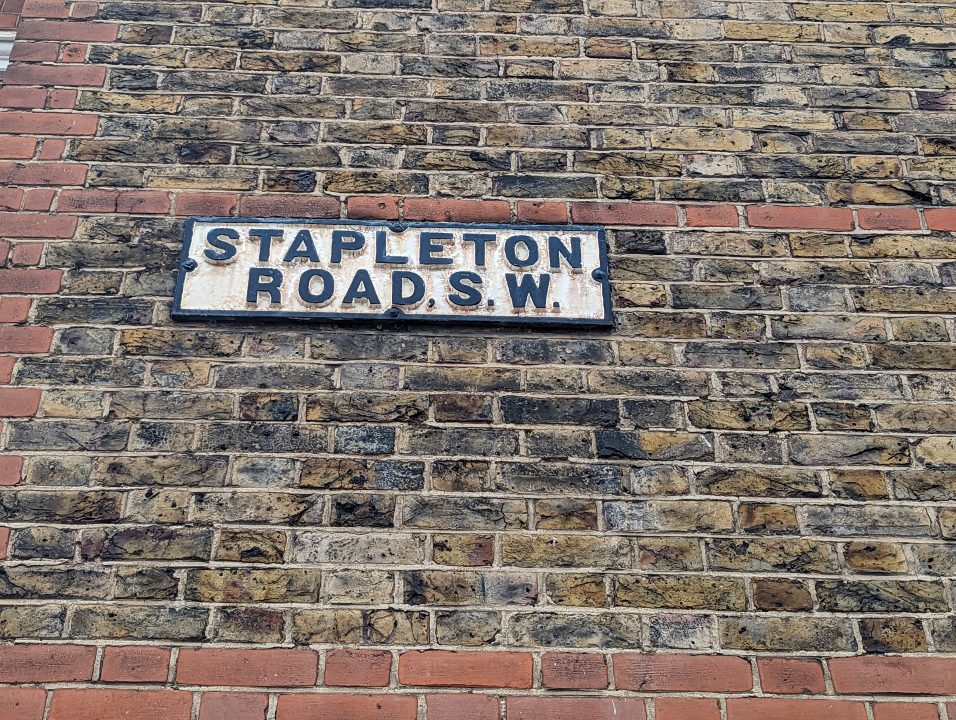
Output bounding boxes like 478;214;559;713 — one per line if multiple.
172;218;611;326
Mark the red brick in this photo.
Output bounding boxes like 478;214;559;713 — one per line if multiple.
404;198;511;223
175;192;238;216
746;205;854;231
21;0;70;17
0;326;53;353
0;269;62;293
0;213;77;237
71;1;97;18
425;694;500;720
3;64;106;87
0;238;7;260
199;693;269;720
276;694;418;720
613;654;753;692
829;657;956;695
0;387;42;416
61;43;88;62
116;190;170;214
49;689;192;720
541;652;608;689
16;19;119;41
0;12;17;27
0;188;22;209
39;138;68;159
872;703;940;720
726;699;867;720
346;195;400;220
399;650;533;689
9;41;59;61
947;704;956;720
239;194;339;218
684;204;739;227
22;188;55;211
0;88;47;110
100;646;171;683
0;527;9;560
0;687;46;720
0;297;31;322
925;208;956;231
0;161;87;185
0;644;96;682
570;202;679;226
655;698;720;720
0;112;98;136
176;648;318;687
758;658;825;694
0;455;23;485
57;189;117;212
516;200;568;224
506;697;646;720
0;357;14;384
0;137;38;159
857;207;921;231
47;88;77;109
10;242;44;265
324;649;392;687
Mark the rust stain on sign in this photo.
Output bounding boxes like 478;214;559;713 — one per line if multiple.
172;218;611;326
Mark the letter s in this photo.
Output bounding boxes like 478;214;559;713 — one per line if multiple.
449;271;482;307
204;227;238;262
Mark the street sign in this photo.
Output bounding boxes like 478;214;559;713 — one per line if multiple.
172;218;611;326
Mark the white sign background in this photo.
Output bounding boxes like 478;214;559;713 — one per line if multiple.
172;219;611;326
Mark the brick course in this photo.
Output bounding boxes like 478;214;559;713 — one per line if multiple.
1;0;956;715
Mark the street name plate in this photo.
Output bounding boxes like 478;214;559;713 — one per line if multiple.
172;218;611;326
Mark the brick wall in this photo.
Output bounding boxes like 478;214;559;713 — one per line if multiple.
1;0;956;717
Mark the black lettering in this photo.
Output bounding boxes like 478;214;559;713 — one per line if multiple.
419;232;453;265
342;269;380;304
548;236;582;270
449;271;482;307
391;270;425;305
298;269;334;304
250;228;283;262
506;273;550;309
246;268;283;304
504;235;539;268
283;229;320;262
204;227;238;262
375;230;408;264
331;230;366;263
462;233;496;267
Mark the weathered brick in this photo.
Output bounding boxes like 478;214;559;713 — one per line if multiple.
199;694;269;720
542;652;609;689
177;649;318;687
100;646;171;683
614;654;752;692
0;645;95;682
70;606;208;641
0;687;46;720
399;650;532;688
425;694;500;720
719;617;857;652
276;694;417;720
829;657;956;695
726;699;866;720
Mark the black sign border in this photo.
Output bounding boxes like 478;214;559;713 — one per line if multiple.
171;217;612;328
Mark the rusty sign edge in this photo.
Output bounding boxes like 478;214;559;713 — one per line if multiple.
171;217;613;328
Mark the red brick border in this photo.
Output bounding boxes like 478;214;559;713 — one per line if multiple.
0;650;954;719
